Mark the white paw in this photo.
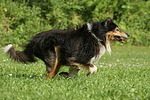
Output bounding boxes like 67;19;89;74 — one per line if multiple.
88;65;97;75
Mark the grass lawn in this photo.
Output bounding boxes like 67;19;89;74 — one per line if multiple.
0;46;149;100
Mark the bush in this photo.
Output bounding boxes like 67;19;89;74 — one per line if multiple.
0;0;149;47
120;1;150;45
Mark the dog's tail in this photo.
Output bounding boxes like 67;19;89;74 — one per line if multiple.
3;44;36;63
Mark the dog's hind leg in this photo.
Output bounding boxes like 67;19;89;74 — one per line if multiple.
44;46;61;78
59;66;80;77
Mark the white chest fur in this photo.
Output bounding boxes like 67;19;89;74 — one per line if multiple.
87;22;111;64
90;43;111;64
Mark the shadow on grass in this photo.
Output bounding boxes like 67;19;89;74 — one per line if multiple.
0;73;44;79
0;73;74;81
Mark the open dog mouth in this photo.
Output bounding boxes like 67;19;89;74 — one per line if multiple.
114;36;125;43
107;29;130;43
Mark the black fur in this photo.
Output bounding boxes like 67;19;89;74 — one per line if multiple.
6;17;121;78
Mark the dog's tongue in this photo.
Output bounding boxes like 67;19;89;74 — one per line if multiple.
114;36;125;43
118;38;124;43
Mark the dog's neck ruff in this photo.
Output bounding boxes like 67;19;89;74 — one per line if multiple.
87;23;111;54
106;42;111;54
87;23;92;32
87;23;101;45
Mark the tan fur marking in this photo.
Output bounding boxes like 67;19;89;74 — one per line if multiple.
106;27;127;39
70;62;97;75
46;46;60;78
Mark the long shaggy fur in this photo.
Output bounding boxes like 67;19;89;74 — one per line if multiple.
4;17;129;78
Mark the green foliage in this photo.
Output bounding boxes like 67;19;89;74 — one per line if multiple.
0;46;150;99
119;1;150;46
0;0;149;46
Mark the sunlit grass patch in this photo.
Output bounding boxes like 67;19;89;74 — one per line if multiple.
0;46;149;100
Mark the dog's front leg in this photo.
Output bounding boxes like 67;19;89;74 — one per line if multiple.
87;64;97;76
73;63;97;76
59;66;80;77
70;63;98;76
68;66;80;77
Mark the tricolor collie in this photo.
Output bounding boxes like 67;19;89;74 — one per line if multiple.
3;17;129;78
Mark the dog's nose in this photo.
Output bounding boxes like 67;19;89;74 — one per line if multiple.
126;33;130;37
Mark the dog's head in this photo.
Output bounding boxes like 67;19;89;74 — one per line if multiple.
102;17;130;43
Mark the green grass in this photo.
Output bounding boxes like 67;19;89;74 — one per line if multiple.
0;46;150;100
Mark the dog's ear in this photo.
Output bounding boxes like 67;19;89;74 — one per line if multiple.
104;17;113;27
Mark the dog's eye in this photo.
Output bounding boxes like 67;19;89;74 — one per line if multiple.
115;29;120;31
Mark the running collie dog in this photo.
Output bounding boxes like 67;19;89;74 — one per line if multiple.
3;17;129;78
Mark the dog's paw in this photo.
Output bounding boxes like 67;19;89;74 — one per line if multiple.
59;72;69;77
59;72;77;78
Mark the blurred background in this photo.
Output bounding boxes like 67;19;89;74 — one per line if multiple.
0;0;149;46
